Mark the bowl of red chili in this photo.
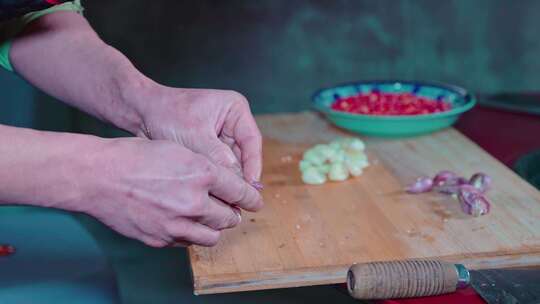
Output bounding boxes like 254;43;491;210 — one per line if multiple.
313;80;476;137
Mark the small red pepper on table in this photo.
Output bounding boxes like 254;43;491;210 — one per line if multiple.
0;244;15;257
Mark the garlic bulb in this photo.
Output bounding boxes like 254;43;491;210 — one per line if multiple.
299;137;368;185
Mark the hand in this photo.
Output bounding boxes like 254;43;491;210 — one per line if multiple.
131;86;263;183
79;138;263;247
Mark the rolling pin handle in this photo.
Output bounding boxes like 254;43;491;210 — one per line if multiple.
347;260;470;300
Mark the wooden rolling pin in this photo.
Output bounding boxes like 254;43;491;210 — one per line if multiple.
347;260;470;300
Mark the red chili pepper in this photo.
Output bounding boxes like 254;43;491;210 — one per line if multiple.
0;244;15;257
331;92;452;116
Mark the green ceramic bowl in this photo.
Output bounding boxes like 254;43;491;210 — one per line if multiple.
312;80;476;138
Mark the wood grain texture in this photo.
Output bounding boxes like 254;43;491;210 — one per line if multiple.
189;112;540;295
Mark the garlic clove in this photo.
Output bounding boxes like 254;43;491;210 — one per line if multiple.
328;162;349;181
329;149;346;163
347;163;364;177
299;159;312;171
302;166;327;185
458;185;491;217
345;152;368;165
303;149;326;165
316;163;331;174
331;137;352;149
348;138;366;151
406;176;434;193
313;144;334;159
434;176;468;194
329;141;342;150
433;170;458;186
300;138;369;184
469;172;491;193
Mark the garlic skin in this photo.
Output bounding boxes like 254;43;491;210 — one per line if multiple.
406;171;493;217
458;185;491;217
469;172;491;193
299;137;368;185
302;166;327;185
433;170;458;186
406;177;434;193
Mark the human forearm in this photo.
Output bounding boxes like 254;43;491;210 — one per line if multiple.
9;10;264;183
10;11;151;135
0;123;262;247
0;124;97;211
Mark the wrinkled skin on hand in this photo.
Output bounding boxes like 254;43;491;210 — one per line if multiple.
134;86;263;184
80;138;263;248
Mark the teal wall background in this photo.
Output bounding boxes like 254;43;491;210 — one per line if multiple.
1;0;540;133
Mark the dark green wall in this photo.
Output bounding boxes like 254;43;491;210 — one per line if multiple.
2;0;540;133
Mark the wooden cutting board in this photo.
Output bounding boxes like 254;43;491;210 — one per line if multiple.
188;112;540;295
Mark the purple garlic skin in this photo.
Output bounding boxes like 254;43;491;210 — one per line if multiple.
458;185;491;217
434;177;469;195
406;171;493;217
433;170;458;186
406;177;434;193
251;181;264;191
469;173;491;193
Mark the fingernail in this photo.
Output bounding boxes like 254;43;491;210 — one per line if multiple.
251;181;264;191
232;206;242;223
236;212;242;224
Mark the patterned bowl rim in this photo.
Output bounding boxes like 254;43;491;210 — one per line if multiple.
312;80;476;121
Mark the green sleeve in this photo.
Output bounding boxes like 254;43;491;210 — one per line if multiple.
0;1;84;72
